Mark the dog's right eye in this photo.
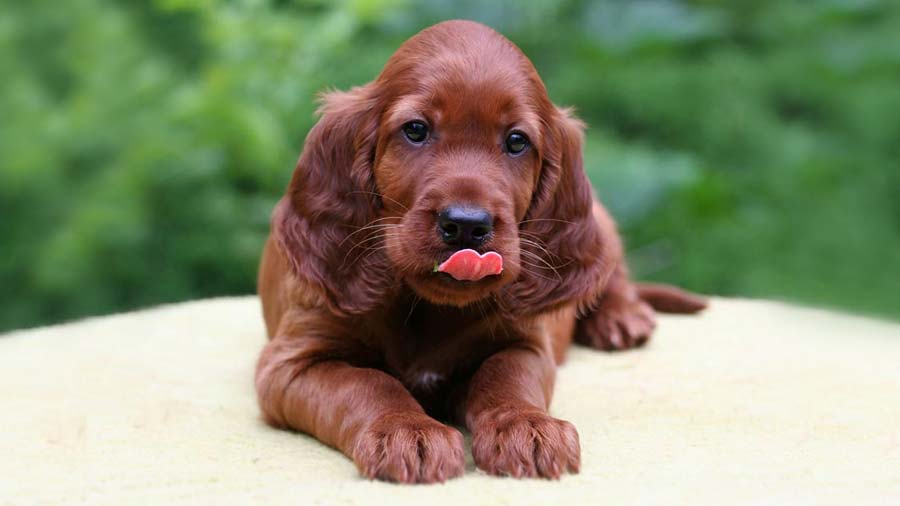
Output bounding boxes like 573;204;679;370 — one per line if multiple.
402;121;428;144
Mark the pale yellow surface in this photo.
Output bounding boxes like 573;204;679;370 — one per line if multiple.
1;297;899;505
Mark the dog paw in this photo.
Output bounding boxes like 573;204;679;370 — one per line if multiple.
352;413;466;484
471;408;580;479
576;297;656;351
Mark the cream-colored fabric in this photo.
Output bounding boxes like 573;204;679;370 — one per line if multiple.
1;297;899;505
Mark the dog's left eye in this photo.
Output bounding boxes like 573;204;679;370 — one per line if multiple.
402;121;428;144
505;132;529;155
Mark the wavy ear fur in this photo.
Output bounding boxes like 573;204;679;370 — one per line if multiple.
272;84;395;315
505;107;615;317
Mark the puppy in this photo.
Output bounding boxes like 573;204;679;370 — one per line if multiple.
256;20;706;483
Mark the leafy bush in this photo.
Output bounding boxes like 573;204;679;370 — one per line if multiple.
1;0;898;331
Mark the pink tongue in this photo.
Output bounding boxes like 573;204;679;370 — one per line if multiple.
436;249;503;281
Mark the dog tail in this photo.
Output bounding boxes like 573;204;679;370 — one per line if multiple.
636;283;708;314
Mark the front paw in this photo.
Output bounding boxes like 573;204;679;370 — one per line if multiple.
352;413;466;484
576;297;656;351
471;408;580;479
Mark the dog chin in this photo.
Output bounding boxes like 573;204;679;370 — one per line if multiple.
404;271;506;307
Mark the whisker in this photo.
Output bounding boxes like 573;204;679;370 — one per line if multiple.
519;238;568;267
343;229;405;260
347;230;402;252
338;226;396;248
475;298;497;343
518;258;563;281
340;231;401;268
404;295;421;327
507;259;559;284
519;247;572;270
342;216;403;232
338;219;401;247
491;293;512;339
518;236;556;253
338;224;398;247
519;254;561;271
346;190;409;211
518;230;556;245
518;218;575;226
342;216;403;229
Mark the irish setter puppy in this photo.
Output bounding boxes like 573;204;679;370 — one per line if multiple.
256;20;706;483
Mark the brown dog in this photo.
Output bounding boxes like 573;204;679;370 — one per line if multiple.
256;20;706;483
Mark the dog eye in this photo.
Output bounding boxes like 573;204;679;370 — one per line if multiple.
505;132;529;155
402;121;428;144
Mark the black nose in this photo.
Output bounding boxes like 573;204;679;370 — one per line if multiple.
437;206;494;248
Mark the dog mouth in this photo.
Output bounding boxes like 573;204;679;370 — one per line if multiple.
385;222;515;305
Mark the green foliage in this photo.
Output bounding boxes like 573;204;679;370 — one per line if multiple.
1;0;898;331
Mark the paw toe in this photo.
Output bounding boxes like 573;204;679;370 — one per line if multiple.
577;299;657;351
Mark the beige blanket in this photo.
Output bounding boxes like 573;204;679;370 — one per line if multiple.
1;297;898;505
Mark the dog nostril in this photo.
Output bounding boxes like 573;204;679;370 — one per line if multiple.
471;226;488;240
441;222;459;238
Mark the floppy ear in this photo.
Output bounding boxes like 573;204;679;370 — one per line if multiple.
504;107;616;316
271;84;395;315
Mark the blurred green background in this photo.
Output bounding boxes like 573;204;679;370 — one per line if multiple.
2;0;899;332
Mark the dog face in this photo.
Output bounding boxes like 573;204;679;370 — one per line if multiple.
370;38;550;306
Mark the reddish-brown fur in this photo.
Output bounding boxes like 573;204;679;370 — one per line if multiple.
256;20;706;484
